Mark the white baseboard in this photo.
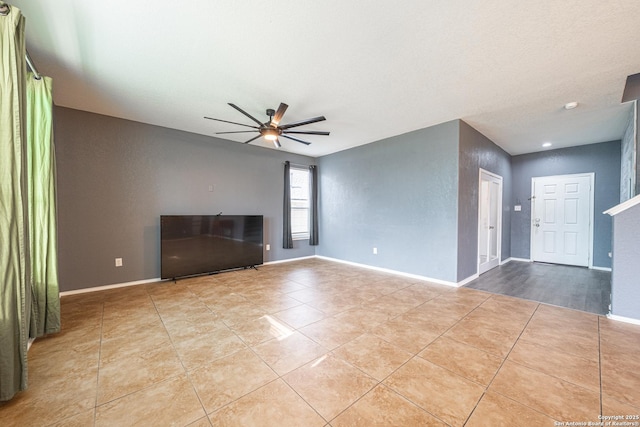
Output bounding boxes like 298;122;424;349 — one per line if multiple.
506;257;532;263
607;313;640;326
504;257;610;272
264;255;316;265
316;255;460;287
59;254;475;296
59;257;316;296
457;274;479;287
60;277;162;297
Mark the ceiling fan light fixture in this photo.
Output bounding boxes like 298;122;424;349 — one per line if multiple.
263;129;279;141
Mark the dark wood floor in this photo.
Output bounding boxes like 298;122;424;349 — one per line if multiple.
465;261;611;315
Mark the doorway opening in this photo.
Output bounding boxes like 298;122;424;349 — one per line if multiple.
478;169;502;275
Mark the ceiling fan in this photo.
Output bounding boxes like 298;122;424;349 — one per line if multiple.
205;103;329;148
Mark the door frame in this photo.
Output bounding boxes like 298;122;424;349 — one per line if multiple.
477;168;503;275
529;172;595;268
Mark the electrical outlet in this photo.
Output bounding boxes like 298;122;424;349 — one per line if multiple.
115;258;123;267
266;244;270;251
208;185;214;192
373;247;378;255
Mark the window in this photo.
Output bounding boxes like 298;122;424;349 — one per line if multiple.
289;167;310;240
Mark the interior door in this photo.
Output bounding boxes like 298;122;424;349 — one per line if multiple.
531;174;592;267
478;170;502;275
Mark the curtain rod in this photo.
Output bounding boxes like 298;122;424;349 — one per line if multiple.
26;50;41;80
285;162;315;169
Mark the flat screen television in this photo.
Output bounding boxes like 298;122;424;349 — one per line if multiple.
161;215;263;279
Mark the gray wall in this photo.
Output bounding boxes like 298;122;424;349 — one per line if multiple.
55;107;315;291
510;141;621;268
317;121;461;282
457;121;512;281
610;202;640;320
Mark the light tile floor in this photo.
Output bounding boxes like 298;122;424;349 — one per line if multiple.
1;258;639;426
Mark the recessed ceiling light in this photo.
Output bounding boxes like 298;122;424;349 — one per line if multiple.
542;142;552;148
564;101;579;110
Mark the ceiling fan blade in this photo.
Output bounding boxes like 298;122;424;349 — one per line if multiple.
280;116;326;129
273;138;282;148
281;134;311;145
204;117;259;129
215;130;259;134
228;103;264;126
283;130;330;136
272;103;289;125
243;134;263;144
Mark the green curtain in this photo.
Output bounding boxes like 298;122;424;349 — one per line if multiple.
0;3;30;402
26;72;60;338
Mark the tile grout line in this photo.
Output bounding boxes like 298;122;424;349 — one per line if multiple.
253;295;345;425
241;339;329;424
93;292;191;410
186;278;281;420
435;294;504;426
239;277;433;423
496;312;604;392
473;301;603;423
340;345;451;425
462;300;546;426
325;290;493;426
191;274;328;422
93;299;106;426
100;273;328;419
276;283;451;424
146;284;211;422
484;301;541;389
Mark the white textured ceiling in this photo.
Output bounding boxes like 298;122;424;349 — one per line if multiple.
10;0;640;157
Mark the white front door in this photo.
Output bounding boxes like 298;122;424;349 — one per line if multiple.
531;174;593;267
478;170;502;275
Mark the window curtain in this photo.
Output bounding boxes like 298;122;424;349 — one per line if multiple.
0;3;30;401
283;161;293;249
309;165;319;246
26;72;60;338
